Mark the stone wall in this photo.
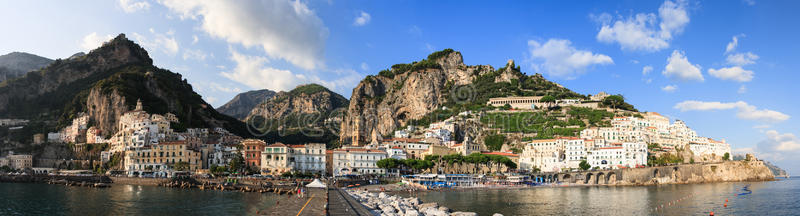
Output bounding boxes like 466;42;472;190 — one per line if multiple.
533;160;774;186
110;176;166;186
617;160;774;185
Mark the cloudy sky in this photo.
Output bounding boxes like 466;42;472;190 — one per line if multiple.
1;0;799;173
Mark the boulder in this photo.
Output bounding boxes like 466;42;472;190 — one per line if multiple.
452;212;478;216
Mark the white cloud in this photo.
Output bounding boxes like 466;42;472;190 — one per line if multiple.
708;66;753;82
662;84;678;92
753;124;770;129
662;50;703;82
360;62;369;71
204;96;218;104
131;29;179;55
674;100;790;123
527;38;613;79
192;35;199;45
726;52;759;66
220;48;361;96
642;65;653;75
353;11;371;26
182;49;209;61
743;0;756;6
80;32;114;51
595;0;689;52
119;0;151;13
765;130;800;151
738;85;747;94
221;49;305;91
158;0;329;70
725;36;739;53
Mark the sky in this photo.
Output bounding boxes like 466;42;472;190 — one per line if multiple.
1;0;799;173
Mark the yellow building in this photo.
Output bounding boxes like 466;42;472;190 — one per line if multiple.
124;141;203;175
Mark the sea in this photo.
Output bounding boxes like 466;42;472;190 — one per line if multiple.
1;177;798;215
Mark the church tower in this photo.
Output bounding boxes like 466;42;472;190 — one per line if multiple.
135;99;143;111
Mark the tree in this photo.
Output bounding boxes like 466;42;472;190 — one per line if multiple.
541;95;556;109
723;152;730;161
0;165;11;172
602;95;625;112
174;162;190;171
579;160;591;171
502;104;512;110
484;134;505;151
229;154;245;174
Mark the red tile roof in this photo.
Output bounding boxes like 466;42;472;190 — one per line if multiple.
482;152;519;157
267;143;287;148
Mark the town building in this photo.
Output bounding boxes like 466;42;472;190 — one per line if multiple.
123;141;202;176
260;143;326;175
3;152;33;170
241;139;266;169
332;148;387;176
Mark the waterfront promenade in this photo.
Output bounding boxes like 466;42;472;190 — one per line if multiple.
259;188;327;215
328;187;373;216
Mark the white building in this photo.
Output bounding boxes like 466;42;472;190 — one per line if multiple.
332;148;387;176
261;143;326;175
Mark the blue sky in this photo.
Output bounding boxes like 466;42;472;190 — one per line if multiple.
1;0;799;173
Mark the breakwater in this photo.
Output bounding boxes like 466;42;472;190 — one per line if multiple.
347;189;504;216
532;160;774;186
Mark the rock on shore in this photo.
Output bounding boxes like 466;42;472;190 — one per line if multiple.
347;189;498;216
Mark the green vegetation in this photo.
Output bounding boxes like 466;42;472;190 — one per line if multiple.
601;94;637;112
380;153;518;174
173;161;190;171
484;134;506;151
579;160;591;171
426;48;455;60
376;158;435;174
479;111;585;138
648;153;684;166
567;107;614;126
289;84;328;96
723;152;730;161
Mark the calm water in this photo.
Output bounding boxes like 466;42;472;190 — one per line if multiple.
2;179;798;215
402;177;800;215
0;183;281;215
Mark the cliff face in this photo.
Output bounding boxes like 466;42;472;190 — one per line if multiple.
340;49;582;143
0;33;249;138
246;84;348;123
617;161;775;185
217;89;276;120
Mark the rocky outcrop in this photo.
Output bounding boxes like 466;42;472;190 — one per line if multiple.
246;84;347;123
217;89;276;120
340;49;580;144
618;160;774;185
85;87;128;137
0;33;249;137
347;189;491;216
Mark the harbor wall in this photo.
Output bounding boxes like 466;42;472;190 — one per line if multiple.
617;160;774;185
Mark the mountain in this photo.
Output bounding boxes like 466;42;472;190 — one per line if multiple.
0;52;53;83
763;160;789;177
0;33;248;138
246;84;348;124
245;84;348;146
217;89;276;120
340;49;616;143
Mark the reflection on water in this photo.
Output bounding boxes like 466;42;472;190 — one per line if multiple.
402;178;799;215
2;179;797;215
0;183;281;215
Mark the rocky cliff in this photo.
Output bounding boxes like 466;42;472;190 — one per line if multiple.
340;49;585;144
217;89;276;120
619;160;774;185
246;84;348;126
0;34;248;138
